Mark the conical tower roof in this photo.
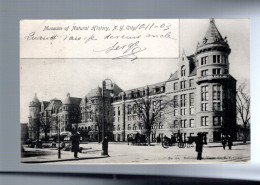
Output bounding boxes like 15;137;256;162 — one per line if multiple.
29;93;41;107
196;19;230;53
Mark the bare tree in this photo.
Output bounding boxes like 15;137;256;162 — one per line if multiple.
236;82;250;143
39;114;51;140
133;96;171;145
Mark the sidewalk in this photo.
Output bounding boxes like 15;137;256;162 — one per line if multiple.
21;146;109;163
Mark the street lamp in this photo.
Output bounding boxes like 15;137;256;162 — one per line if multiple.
58;118;61;159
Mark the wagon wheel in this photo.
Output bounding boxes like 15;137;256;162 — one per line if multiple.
162;141;168;148
183;142;186;148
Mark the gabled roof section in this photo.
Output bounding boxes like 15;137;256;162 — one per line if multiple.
167;70;178;82
189;67;197;77
45;99;62;111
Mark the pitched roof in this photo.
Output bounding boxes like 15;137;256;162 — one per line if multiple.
122;81;166;96
86;87;102;98
189;67;197;77
167;70;178;82
45;99;62;111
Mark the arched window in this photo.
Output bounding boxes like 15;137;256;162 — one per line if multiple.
133;124;136;130
128;124;131;130
181;65;186;76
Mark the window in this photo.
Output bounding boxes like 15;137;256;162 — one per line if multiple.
190;119;195;128
201;86;209;101
213;116;222;126
127;124;131;130
201;103;209;111
173;109;179;116
180;94;186;107
173;95;178;108
174;120;179;128
180;81;186;89
118;116;120;122
221;55;227;64
181;108;187;115
181;66;186;76
117;125;120;131
213;85;221;100
128;115;131;121
159;123;164;129
213;102;221;111
181;120;187;128
133;124;136;130
213;68;221;75
189;93;194;106
201;116;209;126
213;55;221;63
118;107;120;115
127;105;131;114
201;70;208;77
133;115;137;120
133;104;137;114
201;56;208;65
190;107;194;115
189;79;194;88
173;82;178;90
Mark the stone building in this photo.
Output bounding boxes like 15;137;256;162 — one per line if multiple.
28;19;237;142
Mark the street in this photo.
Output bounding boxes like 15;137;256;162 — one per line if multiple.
38;141;250;164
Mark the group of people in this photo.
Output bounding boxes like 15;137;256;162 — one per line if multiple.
195;133;233;160
221;135;233;150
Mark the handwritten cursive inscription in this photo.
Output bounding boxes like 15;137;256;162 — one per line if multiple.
93;41;146;61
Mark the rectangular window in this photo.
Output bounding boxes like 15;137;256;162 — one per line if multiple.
173;95;178;108
201;70;208;77
173;82;178;90
180;81;186;89
213;85;221;100
213;68;221;75
201;103;209;111
127;105;131;114
189;93;194;106
190;107;194;115
173;109;179;116
118;107;120;115
213;102;221;111
201;56;208;65
190;119;195;128
118;116;120;122
213;55;221;63
181;108;187;115
180;94;186;107
174;120;179;128
181;120;187;128
189;79;194;88
213;116;222;126
201;116;209;126
221;55;226;64
201;86;209;101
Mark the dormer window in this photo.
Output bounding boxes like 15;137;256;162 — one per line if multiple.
181;66;186;76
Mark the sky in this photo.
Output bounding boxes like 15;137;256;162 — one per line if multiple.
20;19;250;123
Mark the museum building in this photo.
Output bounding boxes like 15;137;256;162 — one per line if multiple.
28;19;236;142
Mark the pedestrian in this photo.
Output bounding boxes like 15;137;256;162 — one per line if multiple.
157;135;161;144
71;131;80;158
195;133;203;160
227;135;233;150
221;135;227;150
102;136;109;155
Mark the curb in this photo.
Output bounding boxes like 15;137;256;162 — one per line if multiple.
21;155;109;163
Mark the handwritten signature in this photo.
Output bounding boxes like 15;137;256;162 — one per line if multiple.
94;41;146;61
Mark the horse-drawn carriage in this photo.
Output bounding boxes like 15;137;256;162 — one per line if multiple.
162;135;197;148
128;133;147;146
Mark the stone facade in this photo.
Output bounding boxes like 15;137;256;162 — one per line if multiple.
28;19;237;142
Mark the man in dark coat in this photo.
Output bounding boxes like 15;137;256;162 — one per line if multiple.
195;133;203;160
221;135;227;150
102;136;109;155
227;135;233;150
71;132;80;158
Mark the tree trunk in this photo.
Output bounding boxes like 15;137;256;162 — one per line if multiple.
243;129;247;143
147;131;151;145
45;131;48;140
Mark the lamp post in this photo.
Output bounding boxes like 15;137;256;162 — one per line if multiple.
101;80;108;156
57;116;61;159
